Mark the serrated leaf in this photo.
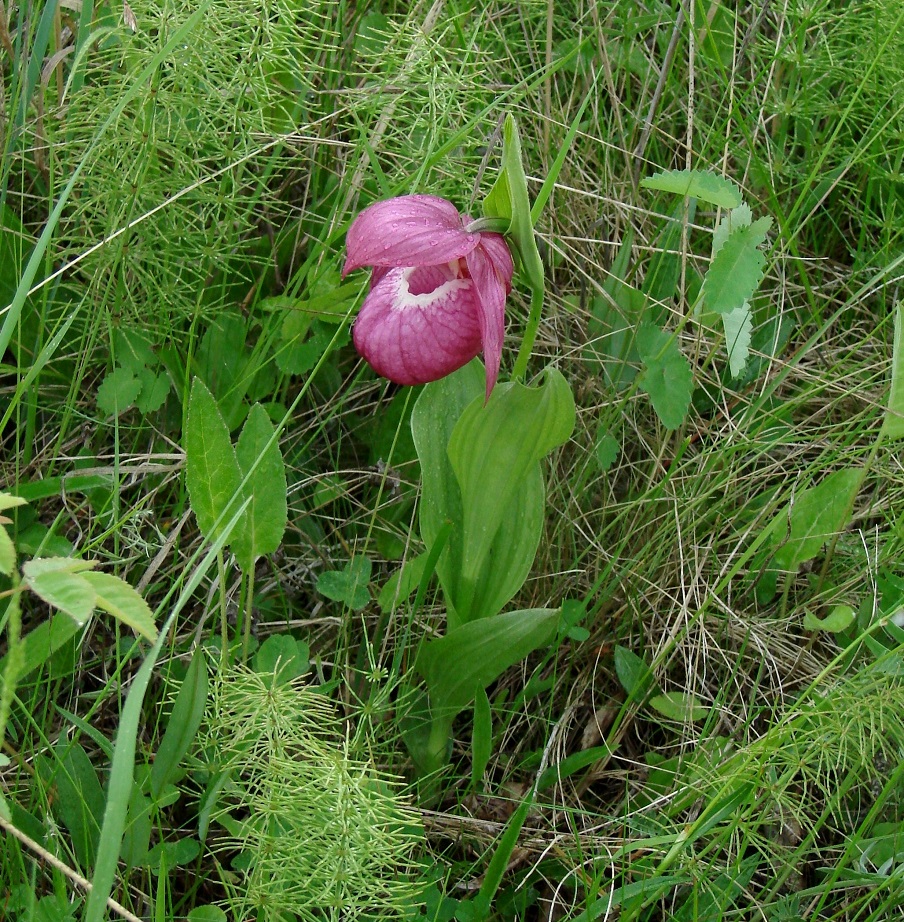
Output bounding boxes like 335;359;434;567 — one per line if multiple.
82;571;157;642
595;429;620;471
649;691;708;721
113;327;159;376
723;303;752;378
702;217;772;315
711;204;753;255
22;558;98;626
184;378;243;547
636;324;693;429
317;557;372;610
232;404;287;573
135;367;170;414
641;169;743;209
97;367;141;416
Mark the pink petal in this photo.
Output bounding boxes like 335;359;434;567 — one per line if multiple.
465;244;508;399
352;265;482;386
478;232;515;293
343;195;480;277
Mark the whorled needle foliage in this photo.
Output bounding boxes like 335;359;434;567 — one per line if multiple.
48;0;336;332
199;664;423;921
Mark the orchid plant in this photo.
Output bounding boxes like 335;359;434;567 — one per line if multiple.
345;116;577;776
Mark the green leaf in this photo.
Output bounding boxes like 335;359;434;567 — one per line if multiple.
614;645;658;703
112;327;159;376
482;114;544;292
45;742;106;869
377;553;428;612
0;492;27;513
771;468;865;572
22;558;98;626
722;304;752;378
711;204;753;255
471;688;492;790
317;557;372;610
803;604;856;633
636;323;693;429
187;908;228;922
0;529;14;576
135;367;170;414
146;836;201;872
81;571;157;642
120;788;152;869
0;613;82;680
702;217;772;315
416;607;560;727
409;608;560;769
649;691;708;721
881;303;904;440
641;169;743;209
97;367;141;417
150;648;208;799
253;633;309;681
232;404;288;573
184;378;243;547
595;429;620;471
447;368;575;620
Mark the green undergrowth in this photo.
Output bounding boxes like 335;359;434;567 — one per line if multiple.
2;1;904;920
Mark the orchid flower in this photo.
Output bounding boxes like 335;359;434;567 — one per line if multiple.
342;194;514;399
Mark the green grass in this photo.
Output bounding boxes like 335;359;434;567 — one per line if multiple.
2;0;904;920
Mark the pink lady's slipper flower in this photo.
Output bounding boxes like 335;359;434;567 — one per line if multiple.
342;194;514;399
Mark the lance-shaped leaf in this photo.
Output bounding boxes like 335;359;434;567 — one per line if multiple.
185;378;243;547
232;404;288;574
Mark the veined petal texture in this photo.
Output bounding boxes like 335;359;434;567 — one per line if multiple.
352;265;483;386
342;194;480;275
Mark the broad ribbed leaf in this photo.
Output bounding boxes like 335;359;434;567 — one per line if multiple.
447;368;574;620
416;607;560;722
185;378;242;547
232;404;287;573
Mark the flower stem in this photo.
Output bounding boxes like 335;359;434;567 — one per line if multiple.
512;283;545;381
